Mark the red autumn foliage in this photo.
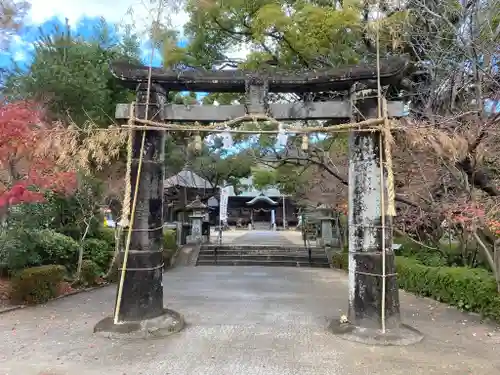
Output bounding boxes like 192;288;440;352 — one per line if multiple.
0;101;77;208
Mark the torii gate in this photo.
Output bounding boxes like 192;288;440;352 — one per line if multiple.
94;57;423;345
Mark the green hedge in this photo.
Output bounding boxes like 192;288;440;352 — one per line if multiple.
10;265;66;304
331;252;500;323
0;229;42;271
0;229;79;272
31;230;80;272
162;229;177;266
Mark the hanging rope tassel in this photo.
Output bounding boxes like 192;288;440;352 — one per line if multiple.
382;98;396;217
104;104;134;280
118;102;135;228
301;134;309;151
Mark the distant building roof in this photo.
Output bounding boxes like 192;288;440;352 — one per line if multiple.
246;194;278;205
164;170;214;190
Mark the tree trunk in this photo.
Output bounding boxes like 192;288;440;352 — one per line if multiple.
473;231;497;280
494;239;500;293
75;219;92;281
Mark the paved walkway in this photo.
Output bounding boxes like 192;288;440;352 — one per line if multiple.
1;266;499;375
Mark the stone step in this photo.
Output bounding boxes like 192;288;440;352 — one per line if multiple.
196;259;331;268
197;253;328;261
198;250;327;256
197;243;331;268
201;245;327;251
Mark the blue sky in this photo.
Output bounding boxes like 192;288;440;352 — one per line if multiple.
1;0;249;70
0;4;285;153
0;15;172;71
1;1;498;118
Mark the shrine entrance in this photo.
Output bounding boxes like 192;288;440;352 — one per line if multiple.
251;208;271;226
95;54;423;346
247;194;276;229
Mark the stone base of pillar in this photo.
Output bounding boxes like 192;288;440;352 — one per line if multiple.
94;308;184;339
328;320;423;346
93;251;185;339
329;251;423;346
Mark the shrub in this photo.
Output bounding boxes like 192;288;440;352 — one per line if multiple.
331;253;500;323
44;177;104;240
162;229;177;266
394;235;480;268
82;238;113;273
106;261;120;283
163;229;177;250
96;227;117;249
396;257;500;322
5;201;54;229
331;251;348;270
31;229;80;272
80;260;100;286
0;229;79;273
414;251;448;267
0;229;42;272
10;265;66;304
331;245;348;270
57;223;96;242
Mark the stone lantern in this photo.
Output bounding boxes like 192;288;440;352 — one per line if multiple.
315;203;335;247
186;196;208;244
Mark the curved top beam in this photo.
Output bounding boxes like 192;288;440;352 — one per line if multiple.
109;57;411;93
246;195;279;206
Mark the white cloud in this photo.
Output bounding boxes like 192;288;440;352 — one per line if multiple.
12;51;27;61
9;0;249;69
225;42;252;62
28;0;189;33
26;0;250;59
10;34;34;50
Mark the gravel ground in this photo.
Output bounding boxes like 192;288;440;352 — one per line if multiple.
1;231;499;375
0;265;499;375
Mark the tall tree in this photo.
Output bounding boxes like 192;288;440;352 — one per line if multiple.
173;1;500;247
0;0;30;89
0;0;30;48
179;0;369;69
4;18;142;126
0;100;77;221
399;0;500;118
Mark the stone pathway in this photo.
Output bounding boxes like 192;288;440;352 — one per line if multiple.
0;266;499;374
230;230;295;246
211;229;305;246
